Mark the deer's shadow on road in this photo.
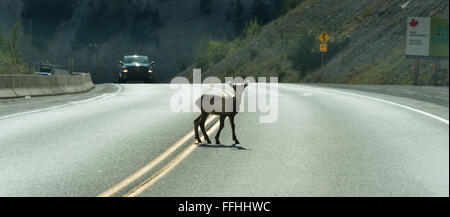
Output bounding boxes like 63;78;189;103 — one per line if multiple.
198;143;249;151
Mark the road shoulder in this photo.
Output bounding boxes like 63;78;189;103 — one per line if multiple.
301;84;449;121
0;84;119;118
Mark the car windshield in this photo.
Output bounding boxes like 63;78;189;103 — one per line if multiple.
124;56;149;64
40;67;52;73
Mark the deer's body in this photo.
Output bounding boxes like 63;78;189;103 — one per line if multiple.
194;83;248;145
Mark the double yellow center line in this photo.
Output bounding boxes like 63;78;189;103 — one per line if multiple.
98;87;232;197
97;116;220;197
124;120;221;197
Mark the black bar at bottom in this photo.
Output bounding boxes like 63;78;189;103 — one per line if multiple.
0;197;447;216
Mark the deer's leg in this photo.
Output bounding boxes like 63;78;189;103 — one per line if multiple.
200;113;211;144
194;114;202;143
215;115;226;144
230;115;240;144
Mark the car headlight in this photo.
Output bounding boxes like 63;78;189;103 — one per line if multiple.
148;69;153;74
122;69;128;73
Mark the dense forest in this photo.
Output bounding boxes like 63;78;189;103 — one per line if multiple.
0;0;302;82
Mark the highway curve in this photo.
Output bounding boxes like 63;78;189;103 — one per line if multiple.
0;84;448;197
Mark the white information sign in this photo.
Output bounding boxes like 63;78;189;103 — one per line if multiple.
406;17;431;56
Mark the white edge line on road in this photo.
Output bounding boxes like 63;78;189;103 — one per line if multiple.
0;84;122;121
302;85;449;125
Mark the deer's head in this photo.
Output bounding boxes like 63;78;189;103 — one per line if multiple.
229;81;249;99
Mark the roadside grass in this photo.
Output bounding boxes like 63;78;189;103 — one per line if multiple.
340;44;449;86
0;21;33;75
0;55;33;75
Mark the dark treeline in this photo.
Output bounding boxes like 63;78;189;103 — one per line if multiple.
21;0;75;48
227;0;303;33
12;0;302;82
74;1;162;46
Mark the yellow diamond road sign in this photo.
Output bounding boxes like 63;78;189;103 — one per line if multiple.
318;32;330;43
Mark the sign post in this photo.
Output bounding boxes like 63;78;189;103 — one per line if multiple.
433;59;440;85
413;59;420;85
318;32;330;70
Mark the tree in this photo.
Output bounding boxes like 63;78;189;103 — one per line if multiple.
0;26;7;55
277;0;303;17
194;39;230;70
288;32;320;77
251;0;272;25
242;18;260;38
194;39;209;69
152;8;162;28
21;0;75;46
180;57;188;72
8;21;23;57
232;0;245;34
199;0;214;15
270;0;282;14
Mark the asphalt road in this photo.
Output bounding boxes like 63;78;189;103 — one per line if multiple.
0;84;448;197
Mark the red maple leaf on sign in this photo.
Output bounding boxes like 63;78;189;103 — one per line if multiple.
409;19;419;27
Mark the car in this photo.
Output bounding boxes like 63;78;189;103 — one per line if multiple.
34;65;54;76
118;55;155;83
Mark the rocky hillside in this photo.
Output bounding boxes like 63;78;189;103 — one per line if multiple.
181;0;449;86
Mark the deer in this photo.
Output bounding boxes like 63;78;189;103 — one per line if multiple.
194;82;249;145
